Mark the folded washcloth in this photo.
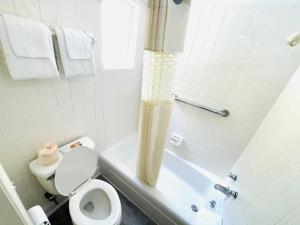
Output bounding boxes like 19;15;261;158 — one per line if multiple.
62;27;92;60
55;27;96;78
0;13;59;80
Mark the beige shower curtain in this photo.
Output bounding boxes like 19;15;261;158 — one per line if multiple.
137;0;190;186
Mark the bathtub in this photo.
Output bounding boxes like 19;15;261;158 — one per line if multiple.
100;133;225;225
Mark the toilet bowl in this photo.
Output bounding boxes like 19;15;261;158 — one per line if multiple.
30;137;121;225
69;179;121;225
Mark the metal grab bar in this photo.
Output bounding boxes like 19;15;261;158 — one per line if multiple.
174;95;230;117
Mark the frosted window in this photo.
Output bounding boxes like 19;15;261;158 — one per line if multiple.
102;0;139;69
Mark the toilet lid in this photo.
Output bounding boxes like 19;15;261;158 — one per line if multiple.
55;146;97;196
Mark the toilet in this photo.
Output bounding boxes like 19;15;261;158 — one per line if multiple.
30;137;122;225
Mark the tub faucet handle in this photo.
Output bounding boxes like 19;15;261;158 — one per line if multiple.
228;172;238;181
209;200;216;208
230;190;238;199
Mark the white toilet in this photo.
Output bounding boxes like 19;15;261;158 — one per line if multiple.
30;137;122;225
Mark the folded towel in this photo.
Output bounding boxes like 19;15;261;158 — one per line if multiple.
62;27;92;60
0;14;59;80
55;27;96;78
1;13;52;58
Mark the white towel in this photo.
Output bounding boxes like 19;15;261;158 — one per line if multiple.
2;13;51;58
0;14;59;80
62;27;92;60
55;27;96;78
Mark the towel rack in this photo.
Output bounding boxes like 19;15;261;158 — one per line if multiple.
49;28;96;44
174;94;230;117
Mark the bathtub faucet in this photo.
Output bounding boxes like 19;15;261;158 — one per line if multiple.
214;184;238;199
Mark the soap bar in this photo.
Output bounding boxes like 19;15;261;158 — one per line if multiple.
170;132;184;147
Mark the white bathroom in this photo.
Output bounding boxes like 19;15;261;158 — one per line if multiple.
0;0;299;225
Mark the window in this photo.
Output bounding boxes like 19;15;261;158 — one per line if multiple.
101;0;139;69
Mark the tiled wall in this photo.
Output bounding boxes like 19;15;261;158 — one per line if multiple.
167;0;300;177
0;0;146;211
223;65;300;225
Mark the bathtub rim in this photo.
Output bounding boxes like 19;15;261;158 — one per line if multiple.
99;134;223;225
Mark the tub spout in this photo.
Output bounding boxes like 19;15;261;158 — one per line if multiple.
214;184;238;199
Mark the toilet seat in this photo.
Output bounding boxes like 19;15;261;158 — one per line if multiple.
69;179;121;225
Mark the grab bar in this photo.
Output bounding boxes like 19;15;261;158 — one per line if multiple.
174;94;230;117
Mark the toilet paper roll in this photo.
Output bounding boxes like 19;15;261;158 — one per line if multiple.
37;143;59;166
27;205;50;225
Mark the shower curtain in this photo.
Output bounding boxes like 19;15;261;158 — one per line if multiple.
137;0;190;186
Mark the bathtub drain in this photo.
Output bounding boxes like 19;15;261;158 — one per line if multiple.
191;204;198;212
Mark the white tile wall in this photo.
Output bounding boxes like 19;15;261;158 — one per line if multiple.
168;0;300;177
0;0;146;211
222;66;300;225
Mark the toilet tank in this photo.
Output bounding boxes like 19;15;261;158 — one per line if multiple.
29;156;61;195
29;137;96;195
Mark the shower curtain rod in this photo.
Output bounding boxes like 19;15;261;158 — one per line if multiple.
174;94;230;117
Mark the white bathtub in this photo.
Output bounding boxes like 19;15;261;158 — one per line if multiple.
100;133;225;225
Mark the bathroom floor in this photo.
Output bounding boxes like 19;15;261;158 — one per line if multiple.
49;177;157;225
